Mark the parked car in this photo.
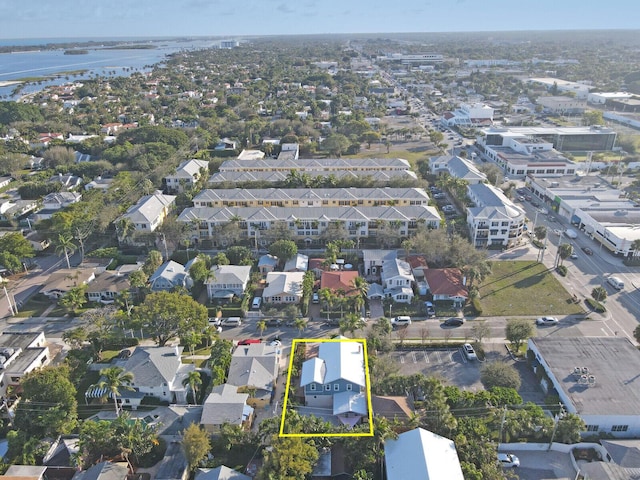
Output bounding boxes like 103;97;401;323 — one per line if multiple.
238;339;261;345
582;246;594;255
607;276;625;290
425;301;436;317
208;317;222;326
570;252;578;259
536;316;558;325
221;317;242;327
391;316;412;327
434;193;446;199
498;453;520;468
265;318;282;327
312;292;320;304
443;318;465;327
463;343;477;360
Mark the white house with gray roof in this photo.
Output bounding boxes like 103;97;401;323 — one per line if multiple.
381;258;414;303
200;384;253;434
179;205;441;247
466;183;526;248
149;260;194;292
105;346;194;404
429;155;487;184
227;343;280;408
164;159;209;193
117;193;175;242
206;265;251;301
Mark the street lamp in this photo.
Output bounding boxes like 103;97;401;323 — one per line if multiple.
1;277;15;316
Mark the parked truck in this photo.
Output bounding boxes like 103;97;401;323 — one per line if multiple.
565;228;578;239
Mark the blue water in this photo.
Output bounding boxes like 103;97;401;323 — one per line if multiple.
0;38;217;100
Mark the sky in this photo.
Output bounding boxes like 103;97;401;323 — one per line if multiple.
0;0;638;39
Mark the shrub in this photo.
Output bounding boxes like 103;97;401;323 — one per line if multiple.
585;298;606;313
480;362;521;390
556;265;568;276
471;297;483;316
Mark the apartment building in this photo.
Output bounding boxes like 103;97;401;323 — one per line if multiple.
192;188;431;209
466;183;526;248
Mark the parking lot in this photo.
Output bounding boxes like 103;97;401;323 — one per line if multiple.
386;346;482;390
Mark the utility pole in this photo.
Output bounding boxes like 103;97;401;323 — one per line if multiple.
2;280;15;316
548;403;565;450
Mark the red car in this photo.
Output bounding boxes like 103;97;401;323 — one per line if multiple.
238;339;261;346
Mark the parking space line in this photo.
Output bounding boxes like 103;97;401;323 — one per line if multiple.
399;355;405;364
459;349;468;364
411;352;417;363
434;351;441;364
423;352;429;363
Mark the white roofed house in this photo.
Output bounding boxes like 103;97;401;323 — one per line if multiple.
33;191;82;221
429;155;487;184
85;271;131;304
117;193;176;245
0;332;50;400
385;428;464;480
164;159;209;194
381;258;415;304
206;265;252;302
262;272;304;304
283;253;308;272
85;346;195;408
300;340;368;428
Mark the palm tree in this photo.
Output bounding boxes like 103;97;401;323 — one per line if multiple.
117;217;135;244
90;366;134;416
55;233;76;269
352;277;369;314
631;239;640;257
557;243;573;267
182;371;202;404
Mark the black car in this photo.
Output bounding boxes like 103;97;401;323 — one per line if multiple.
582;246;594;255
443;318;465;327
266;318;282;327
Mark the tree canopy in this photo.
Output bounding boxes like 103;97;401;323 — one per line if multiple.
131;291;208;346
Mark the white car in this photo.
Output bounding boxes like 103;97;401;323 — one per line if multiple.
498;453;520;468
536;316;559;326
570;252;578;259
463;343;477;360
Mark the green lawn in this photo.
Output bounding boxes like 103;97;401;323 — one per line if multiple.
477;261;583;316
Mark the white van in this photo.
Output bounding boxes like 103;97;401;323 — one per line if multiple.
251;297;262;309
608;276;624;290
391;316;411;326
222;317;242;327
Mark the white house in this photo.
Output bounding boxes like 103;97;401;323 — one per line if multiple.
206;265;251;301
262;272;305;304
164;159;209;194
385;428;464;480
0;332;50;399
381;258;415;303
149;260;194;292
429;155;487;184
86;346;195;406
118;193;176;241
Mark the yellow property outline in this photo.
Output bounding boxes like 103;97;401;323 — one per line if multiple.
279;337;374;437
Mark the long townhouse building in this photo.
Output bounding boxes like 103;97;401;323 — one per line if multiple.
178;205;441;247
209;157;417;185
192;187;431;208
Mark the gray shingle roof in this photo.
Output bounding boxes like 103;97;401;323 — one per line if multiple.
120;346;193;389
201;384;251;427
121;193;175;225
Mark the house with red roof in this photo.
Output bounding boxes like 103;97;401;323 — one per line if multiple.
405;255;429;280
423;268;468;307
320;271;359;296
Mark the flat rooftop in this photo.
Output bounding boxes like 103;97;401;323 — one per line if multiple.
532;174;615;190
492;146;574;166
483;125;616;136
530;337;640;416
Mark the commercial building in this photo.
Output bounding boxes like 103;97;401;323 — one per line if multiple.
527;77;593;99
441;103;494;127
478;125;617;152
536;96;587;115
528;337;640;438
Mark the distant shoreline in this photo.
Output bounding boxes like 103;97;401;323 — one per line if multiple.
0;80;22;87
